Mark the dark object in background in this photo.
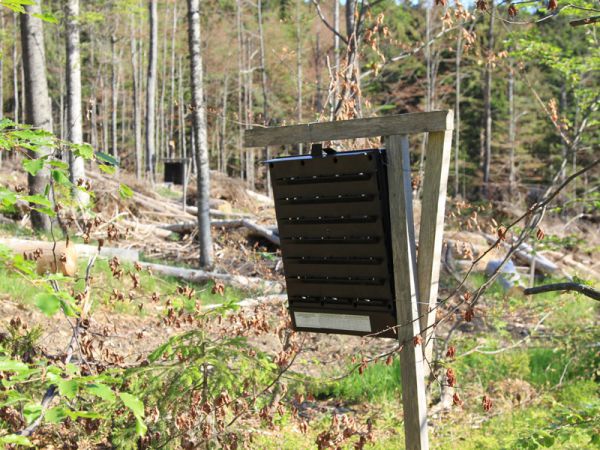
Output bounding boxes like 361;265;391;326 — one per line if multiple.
163;159;187;185
267;147;397;338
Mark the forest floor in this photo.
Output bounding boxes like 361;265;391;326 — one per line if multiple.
0;161;598;448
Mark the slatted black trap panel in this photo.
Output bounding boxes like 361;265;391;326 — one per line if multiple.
268;148;397;338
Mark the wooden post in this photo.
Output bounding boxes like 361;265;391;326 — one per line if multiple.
417;125;453;372
386;135;429;450
243;110;454;450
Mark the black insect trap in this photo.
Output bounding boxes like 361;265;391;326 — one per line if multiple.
267;144;397;338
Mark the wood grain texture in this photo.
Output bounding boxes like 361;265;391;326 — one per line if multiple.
386;135;429;450
244;110;453;147
417;128;453;371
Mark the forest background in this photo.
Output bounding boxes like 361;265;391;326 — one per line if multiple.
0;0;598;448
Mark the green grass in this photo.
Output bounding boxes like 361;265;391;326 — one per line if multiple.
155;186;182;200
312;359;403;403
0;257;250;315
294;285;599;449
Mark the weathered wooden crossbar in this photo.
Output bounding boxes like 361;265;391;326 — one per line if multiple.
243;110;453;147
245;110;453;450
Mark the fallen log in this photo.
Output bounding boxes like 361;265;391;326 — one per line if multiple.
162;219;280;246
245;189;273;206
482;233;558;275
0;238;140;268
120;219;173;239
138;261;283;293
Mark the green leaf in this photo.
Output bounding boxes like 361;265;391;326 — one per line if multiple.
72;143;94;159
22;158;45;176
0;117;17;130
0;359;29;373
34;292;61;316
32;12;58;23
48;160;69;170
119;392;145;418
21;194;52;208
119;183;134;199
98;164;116;175
70;410;103;419
85;383;116;402
0;434;33;447
135;416;148;436
96;151;119;166
45;406;69;424
0;188;17;207
57;379;79;400
23;403;42;424
32;206;56;218
51;169;71;185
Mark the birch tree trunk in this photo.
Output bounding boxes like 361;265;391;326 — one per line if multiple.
110;34;119;160
508;61;516;199
219;76;229;173
65;0;89;205
483;1;495;196
257;0;271;196
454;19;463;197
158;4;169;163
20;1;52;231
13;13;19;123
168;3;177;157
296;0;303;154
236;0;245;180
130;17;142;179
314;33;323;114
187;0;214;268
332;0;340;120
145;0;158;182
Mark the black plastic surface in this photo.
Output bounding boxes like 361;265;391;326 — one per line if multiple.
268;149;397;338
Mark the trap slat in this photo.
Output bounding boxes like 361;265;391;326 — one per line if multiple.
273;178;379;198
280;240;388;258
283;260;387;278
285;278;393;300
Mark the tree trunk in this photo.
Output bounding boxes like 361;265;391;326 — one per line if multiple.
559;82;568;182
508;61;516;200
219;76;229;173
333;0;340;120
245;35;254;188
158;4;169;165
145;0;158;182
454;19;463;197
13;13;19;123
65;0;89;205
110;34;119;160
236;0;245;180
20;1;53;231
178;56;187;162
483;1;495;196
101;76;109;154
296;0;303;154
168;2;178;158
257;0;271;196
314;33;323;115
130;16;142;179
187;0;214;268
